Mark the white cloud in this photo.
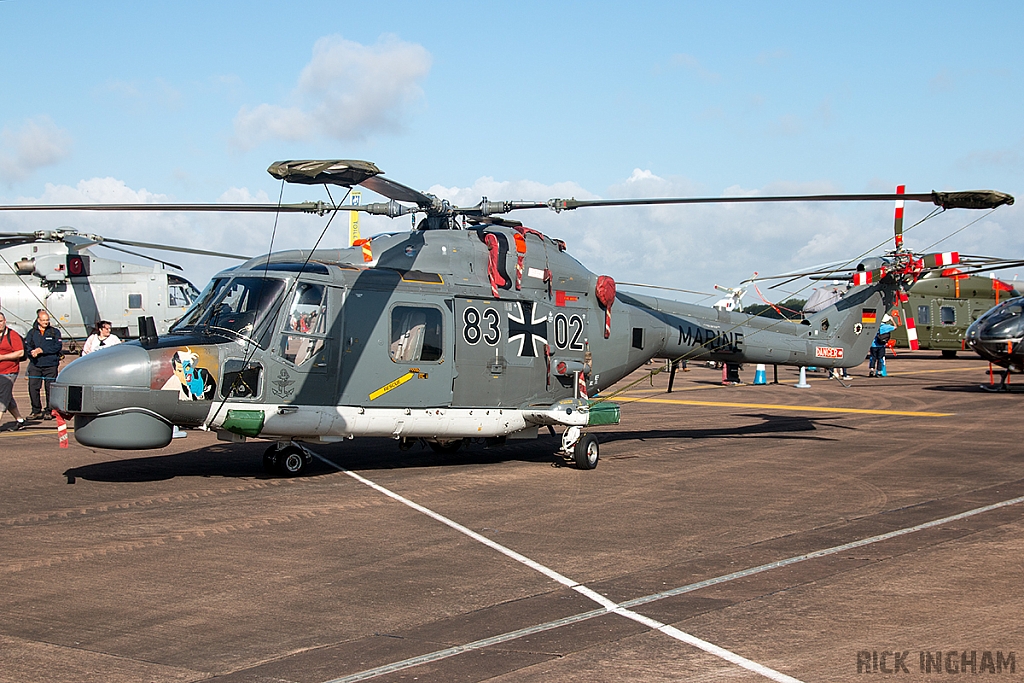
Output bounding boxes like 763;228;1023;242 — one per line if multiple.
232;34;432;150
0;117;73;183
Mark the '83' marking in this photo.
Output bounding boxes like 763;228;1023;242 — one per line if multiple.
463;306;501;346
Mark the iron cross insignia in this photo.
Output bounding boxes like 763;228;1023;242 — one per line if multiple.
507;301;549;357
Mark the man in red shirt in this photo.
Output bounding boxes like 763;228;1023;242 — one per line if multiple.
0;312;27;430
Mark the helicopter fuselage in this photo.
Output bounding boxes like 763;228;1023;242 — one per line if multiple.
50;225;895;451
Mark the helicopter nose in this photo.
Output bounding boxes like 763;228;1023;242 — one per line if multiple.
50;344;175;450
57;343;153;389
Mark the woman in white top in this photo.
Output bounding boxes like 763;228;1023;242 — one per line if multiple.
82;321;122;355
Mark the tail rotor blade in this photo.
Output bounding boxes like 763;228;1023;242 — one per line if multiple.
894;185;905;251
899;295;920;351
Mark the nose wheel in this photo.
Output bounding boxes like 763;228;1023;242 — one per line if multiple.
560;427;599;469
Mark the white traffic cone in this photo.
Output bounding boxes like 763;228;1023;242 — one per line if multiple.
753;364;767;385
795;366;811;388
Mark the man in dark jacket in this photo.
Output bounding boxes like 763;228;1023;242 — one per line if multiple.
24;309;62;419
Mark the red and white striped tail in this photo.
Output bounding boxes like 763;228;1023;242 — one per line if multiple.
853;271;872;286
929;252;960;267
905;315;919;350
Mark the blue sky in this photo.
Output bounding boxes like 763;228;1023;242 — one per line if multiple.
1;0;1021;299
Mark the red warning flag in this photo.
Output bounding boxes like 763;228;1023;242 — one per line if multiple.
484;233;507;298
513;232;527;290
595;275;616;339
53;410;69;449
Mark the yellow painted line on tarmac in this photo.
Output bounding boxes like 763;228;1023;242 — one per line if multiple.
621;397;952;417
0;427;73;439
617;365;985;397
884;366;981;376
614;383;733;394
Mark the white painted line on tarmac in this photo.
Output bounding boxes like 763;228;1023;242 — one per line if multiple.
314;454;804;683
315;456;1024;683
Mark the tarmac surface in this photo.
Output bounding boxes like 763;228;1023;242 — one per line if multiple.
2;353;1023;682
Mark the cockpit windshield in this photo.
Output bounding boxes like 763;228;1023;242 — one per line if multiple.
977;297;1024;340
171;277;286;342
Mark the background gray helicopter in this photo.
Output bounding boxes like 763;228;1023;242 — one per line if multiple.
0;227;248;341
7;160;1010;472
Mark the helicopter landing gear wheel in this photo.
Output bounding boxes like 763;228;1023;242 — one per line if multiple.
268;444;311;477
428;439;464;454
941;350;958;358
573;433;600;470
558;427;599;470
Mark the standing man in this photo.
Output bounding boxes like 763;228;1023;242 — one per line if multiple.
868;314;896;377
0;313;27;430
24;309;62;419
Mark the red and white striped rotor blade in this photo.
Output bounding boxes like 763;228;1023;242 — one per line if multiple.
926;252;960;268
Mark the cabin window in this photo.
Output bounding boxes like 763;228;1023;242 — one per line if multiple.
940;306;956;325
390;306;443;362
168;285;191;308
128;293;143;309
917;305;930;325
278;283;328;368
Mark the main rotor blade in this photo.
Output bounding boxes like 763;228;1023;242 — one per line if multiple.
99;236;250;260
617;281;714;296
948;262;1024;277
543;190;1014;213
744;262;858;282
359;175;437;208
0;201;334;215
96;243;183;270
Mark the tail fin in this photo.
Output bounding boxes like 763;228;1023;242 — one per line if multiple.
802;273;901;366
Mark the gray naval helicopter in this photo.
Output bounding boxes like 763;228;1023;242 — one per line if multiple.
36;160;1012;472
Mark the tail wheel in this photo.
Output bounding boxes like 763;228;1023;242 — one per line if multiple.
276;445;310;477
573;433;599;470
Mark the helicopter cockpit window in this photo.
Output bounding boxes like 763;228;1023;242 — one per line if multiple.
172;277;224;331
168;285;191;308
278;283;328;367
390;306;443;362
171;277;285;345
